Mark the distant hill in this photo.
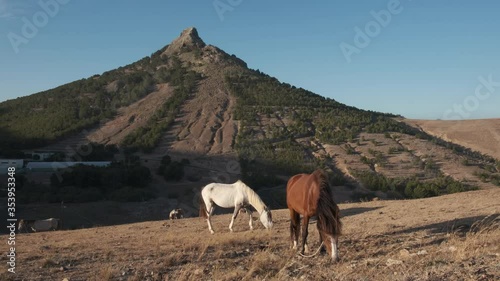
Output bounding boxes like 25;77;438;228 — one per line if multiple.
1;27;498;203
405;119;500;160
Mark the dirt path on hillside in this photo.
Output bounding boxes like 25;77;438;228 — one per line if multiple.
163;69;238;156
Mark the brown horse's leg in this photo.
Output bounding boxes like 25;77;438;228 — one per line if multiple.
289;209;300;249
300;216;310;255
317;223;326;254
318;229;324;253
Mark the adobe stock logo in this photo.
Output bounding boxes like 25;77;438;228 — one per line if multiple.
442;74;500;120
340;0;404;63
213;0;243;22
7;0;70;54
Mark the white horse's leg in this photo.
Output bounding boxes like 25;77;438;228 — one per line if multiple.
229;205;242;232
206;203;215;234
248;209;253;230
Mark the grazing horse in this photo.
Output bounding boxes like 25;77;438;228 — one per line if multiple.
287;169;342;260
199;180;273;234
18;218;62;233
169;208;184;220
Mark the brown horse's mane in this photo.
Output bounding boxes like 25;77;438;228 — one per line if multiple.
313;170;342;237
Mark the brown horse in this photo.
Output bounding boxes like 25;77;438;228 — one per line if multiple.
287;169;342;260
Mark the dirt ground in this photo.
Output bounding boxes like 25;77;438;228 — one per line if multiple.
2;188;498;281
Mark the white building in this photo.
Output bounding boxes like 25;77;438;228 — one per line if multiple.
0;159;24;174
25;161;111;172
29;151;58;161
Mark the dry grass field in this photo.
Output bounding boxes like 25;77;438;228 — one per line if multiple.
2;188;499;281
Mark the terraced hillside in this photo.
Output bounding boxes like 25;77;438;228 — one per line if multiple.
1;27;498;205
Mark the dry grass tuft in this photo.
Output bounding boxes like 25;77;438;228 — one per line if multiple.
444;214;500;262
243;250;288;280
40;258;58;268
89;265;115;281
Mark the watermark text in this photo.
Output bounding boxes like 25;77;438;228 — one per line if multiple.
7;0;70;54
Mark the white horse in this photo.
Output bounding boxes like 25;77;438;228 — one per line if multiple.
199;180;273;234
18;218;61;233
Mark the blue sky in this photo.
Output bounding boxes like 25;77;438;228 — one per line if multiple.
1;0;499;120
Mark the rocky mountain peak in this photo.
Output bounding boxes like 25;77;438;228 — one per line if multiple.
164;27;206;55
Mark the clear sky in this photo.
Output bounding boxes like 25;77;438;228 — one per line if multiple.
1;0;499;120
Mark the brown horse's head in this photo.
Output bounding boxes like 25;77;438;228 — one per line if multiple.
316;172;342;261
319;230;340;261
317;203;341;261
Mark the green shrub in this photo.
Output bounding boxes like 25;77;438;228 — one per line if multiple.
163;161;185;181
353;170;477;199
351;191;377;202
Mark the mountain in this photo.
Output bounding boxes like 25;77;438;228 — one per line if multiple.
1;27;498;203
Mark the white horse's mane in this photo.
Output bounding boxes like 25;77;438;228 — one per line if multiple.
236;180;267;214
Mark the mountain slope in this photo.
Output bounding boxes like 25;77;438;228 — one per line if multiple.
1;27;498;202
83;83;174;145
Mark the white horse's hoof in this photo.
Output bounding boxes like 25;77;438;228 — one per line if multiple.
210;230;215;234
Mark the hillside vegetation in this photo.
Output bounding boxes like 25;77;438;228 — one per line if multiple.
224;71;496;197
0;45;198;154
1;27;498;205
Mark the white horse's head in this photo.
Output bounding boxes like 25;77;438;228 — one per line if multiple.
260;207;273;229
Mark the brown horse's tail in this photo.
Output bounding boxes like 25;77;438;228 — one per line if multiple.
316;173;342;236
199;194;208;218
